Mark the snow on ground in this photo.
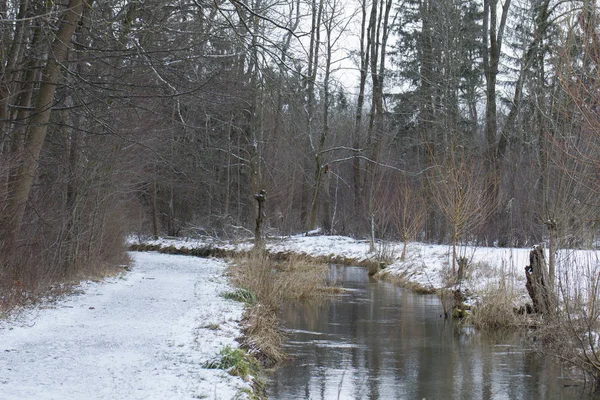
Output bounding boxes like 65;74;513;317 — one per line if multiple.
379;242;533;293
267;237;533;295
0;252;250;400
134;234;529;291
134;234;600;304
4;236;594;399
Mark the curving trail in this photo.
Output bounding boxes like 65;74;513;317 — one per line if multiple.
0;252;248;400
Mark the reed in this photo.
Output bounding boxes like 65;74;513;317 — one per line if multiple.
467;284;525;329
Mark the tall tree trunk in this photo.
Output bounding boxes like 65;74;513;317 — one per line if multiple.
321;167;332;232
420;0;437;241
0;0;30;150
152;174;159;240
224;115;233;217
481;0;511;242
273;0;300;140
9;22;43;155
305;0;323;231
364;0;392;250
352;0;371;223
2;0;84;255
244;0;264;230
483;0;511;165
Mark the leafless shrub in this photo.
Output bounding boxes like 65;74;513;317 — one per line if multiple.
374;241;396;266
390;178;426;261
533;252;600;388
0;148;132;313
437;288;456;319
430;153;496;280
0;278;30;317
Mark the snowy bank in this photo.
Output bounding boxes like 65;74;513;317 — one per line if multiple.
0;252;251;400
132;235;527;291
132;235;600;305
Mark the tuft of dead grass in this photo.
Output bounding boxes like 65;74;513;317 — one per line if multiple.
467;284;525;330
229;253;329;309
315;286;348;295
228;253;330;366
375;268;436;294
242;305;287;365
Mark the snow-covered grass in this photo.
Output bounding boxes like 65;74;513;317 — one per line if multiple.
131;234;600;309
0;252;252;400
131;235;525;291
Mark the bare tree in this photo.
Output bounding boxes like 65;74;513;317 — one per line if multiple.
2;0;84;257
431;152;496;278
391;177;425;261
364;0;393;250
482;0;511;165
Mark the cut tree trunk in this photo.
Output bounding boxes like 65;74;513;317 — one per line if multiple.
525;244;556;317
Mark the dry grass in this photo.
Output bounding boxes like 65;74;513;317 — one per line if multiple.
315;286;348;295
375;268;436;294
228;253;330;366
229;253;329;310
0;253;129;318
467;283;525;330
241;305;287;365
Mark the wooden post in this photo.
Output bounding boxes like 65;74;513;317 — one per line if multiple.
254;190;266;249
525;244;556;317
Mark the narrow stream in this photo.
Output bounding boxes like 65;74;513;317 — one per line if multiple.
268;265;593;399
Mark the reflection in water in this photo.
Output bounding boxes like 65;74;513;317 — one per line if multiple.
268;265;593;400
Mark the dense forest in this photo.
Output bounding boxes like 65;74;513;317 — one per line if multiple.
0;0;599;286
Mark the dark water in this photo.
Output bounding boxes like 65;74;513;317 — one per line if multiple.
267;265;593;400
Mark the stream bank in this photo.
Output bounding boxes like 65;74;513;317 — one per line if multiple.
130;235;600;394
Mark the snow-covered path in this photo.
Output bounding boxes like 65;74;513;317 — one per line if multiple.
0;252;249;400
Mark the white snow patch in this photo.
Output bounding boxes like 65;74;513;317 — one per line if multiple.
136;235;600;305
0;252;250;400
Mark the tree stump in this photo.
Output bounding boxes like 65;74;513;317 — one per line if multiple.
525;244;556;316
